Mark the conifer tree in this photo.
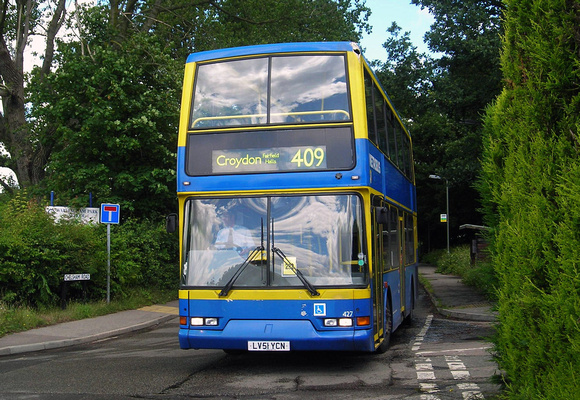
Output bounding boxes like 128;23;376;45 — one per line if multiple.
479;1;580;397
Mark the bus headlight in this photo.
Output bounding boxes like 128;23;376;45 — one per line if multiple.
190;317;219;326
324;318;353;327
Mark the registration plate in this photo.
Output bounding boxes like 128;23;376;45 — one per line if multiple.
247;341;290;351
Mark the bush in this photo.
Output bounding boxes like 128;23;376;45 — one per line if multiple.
478;0;580;397
0;192;106;307
109;218;179;296
423;246;497;300
0;191;179;308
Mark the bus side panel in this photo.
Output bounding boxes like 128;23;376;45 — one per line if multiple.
383;160;413;211
179;297;375;352
363;141;415;213
384;270;403;331
405;264;418;317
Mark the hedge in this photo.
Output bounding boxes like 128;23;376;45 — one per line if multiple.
0;191;178;308
479;0;580;398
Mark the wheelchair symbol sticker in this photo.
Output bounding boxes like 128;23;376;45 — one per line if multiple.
314;303;326;316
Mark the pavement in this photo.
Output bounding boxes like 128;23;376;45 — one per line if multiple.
0;302;180;356
0;264;496;356
419;263;497;322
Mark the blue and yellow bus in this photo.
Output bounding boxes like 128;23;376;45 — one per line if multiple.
175;42;417;353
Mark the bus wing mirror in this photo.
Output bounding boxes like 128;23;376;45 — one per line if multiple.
376;207;388;225
166;213;177;233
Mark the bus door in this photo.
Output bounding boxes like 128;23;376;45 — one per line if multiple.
399;211;406;316
371;197;384;346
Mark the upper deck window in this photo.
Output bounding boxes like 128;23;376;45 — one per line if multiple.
190;54;350;129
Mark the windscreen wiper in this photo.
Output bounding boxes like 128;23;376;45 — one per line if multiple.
219;219;265;297
272;246;320;297
218;245;263;297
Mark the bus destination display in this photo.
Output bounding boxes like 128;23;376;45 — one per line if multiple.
212;146;327;173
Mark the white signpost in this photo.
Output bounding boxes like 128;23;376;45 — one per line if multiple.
64;273;91;281
46;206;100;224
100;204;120;303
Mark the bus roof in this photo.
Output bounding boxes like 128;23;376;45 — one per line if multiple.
186;42;361;64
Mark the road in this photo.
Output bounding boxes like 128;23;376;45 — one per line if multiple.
0;288;501;399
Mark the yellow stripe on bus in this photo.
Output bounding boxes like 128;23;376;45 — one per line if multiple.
179;288;371;301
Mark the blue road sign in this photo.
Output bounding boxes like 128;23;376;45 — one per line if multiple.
100;203;120;224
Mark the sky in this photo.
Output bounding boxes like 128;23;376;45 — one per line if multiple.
359;0;434;62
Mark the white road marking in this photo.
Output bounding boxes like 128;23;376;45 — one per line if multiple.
413;315;486;399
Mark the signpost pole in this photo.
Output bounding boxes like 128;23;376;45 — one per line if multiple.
107;223;111;304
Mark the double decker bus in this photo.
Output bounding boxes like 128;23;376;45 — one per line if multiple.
174;42;417;353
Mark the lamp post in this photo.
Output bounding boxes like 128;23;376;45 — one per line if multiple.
429;174;450;254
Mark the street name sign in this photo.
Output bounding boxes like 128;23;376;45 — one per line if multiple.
64;273;91;281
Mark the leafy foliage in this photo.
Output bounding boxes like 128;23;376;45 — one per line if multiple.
189;0;370;51
20;0;370;219
479;0;580;397
375;1;503;251
0;190;178;308
109;218;179;295
0;191;105;307
28;20;180;218
424;246;496;301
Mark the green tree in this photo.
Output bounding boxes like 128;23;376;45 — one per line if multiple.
479;0;580;397
375;1;503;251
28;7;180;217
17;0;370;218
197;0;370;50
0;190;178;308
374;23;434;120
3;0;370;204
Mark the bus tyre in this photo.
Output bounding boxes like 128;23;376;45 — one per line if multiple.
376;295;393;354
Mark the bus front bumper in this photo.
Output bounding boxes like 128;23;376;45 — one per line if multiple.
179;319;374;352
